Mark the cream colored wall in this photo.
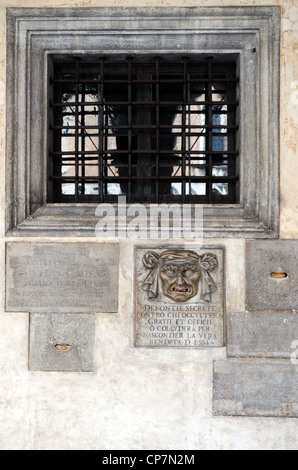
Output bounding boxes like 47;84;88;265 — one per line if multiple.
0;0;297;450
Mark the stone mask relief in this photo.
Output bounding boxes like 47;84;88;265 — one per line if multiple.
142;250;218;302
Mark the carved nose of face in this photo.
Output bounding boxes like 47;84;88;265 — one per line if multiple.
172;273;189;294
176;273;185;286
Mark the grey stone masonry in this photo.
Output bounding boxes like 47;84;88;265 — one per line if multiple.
246;240;298;311
212;239;298;417
227;311;298;359
213;359;298;417
6;242;119;313
29;313;95;372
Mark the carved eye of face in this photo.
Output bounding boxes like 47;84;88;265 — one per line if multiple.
162;265;179;277
182;264;198;277
183;270;192;277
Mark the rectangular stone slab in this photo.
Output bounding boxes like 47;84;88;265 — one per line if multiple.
135;246;225;348
227;311;298;358
245;240;298;311
6;242;119;313
213;359;298;417
29;313;95;372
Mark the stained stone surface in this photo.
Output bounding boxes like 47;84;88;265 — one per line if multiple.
6;242;119;313
227;311;298;358
135;246;225;348
29;313;95;372
213;359;298;417
246;240;298;311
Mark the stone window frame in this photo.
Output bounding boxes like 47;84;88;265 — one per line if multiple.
6;7;281;238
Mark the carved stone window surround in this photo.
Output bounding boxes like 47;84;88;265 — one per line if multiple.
6;7;281;238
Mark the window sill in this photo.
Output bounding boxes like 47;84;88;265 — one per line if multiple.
6;204;279;239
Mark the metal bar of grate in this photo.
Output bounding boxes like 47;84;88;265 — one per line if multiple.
50;175;239;181
51;78;240;84
127;57;132;203
50;150;239;156
51;100;239;107
74;59;79;203
207;57;213;203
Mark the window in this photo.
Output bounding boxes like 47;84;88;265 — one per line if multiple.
6;7;280;237
49;55;239;204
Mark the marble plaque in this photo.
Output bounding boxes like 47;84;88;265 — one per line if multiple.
135;246;224;348
6;242;119;313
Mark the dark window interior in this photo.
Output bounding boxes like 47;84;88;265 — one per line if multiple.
48;55;239;204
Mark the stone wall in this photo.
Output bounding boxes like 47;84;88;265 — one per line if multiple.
0;0;297;450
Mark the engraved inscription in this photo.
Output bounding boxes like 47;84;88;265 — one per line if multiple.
135;247;224;348
6;243;119;313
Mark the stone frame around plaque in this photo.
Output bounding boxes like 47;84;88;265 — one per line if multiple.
134;246;225;349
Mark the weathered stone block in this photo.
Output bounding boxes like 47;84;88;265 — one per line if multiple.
227;311;298;358
6;242;119;313
29;313;95;372
213;359;298;417
246;240;298;311
135;246;225;348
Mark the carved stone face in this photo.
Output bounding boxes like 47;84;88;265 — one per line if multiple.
159;257;201;302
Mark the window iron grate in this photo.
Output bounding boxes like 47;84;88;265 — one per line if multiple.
49;56;239;204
